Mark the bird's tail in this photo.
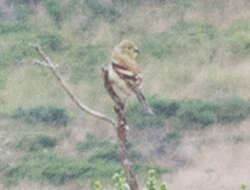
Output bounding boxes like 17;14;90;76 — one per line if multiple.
133;88;154;115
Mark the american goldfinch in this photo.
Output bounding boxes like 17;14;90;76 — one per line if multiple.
108;40;154;115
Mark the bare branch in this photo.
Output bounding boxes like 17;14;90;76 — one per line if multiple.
102;67;139;190
32;45;116;127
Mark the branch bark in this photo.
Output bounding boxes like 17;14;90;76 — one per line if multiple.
103;68;139;190
32;45;116;126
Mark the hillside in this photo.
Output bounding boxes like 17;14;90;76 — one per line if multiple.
0;0;250;189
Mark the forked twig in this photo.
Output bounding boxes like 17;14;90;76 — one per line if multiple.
32;45;116;126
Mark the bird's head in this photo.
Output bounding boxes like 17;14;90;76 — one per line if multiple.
117;39;140;59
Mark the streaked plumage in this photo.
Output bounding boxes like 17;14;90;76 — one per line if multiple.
108;40;154;115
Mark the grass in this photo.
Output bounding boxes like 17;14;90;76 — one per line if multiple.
139;21;216;61
3;133;147;186
69;43;109;83
3;151;120;186
77;133;142;162
38;32;65;51
224;19;250;59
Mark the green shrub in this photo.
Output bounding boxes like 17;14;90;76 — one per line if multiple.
176;99;217;126
92;169;167;190
241;184;247;190
12;105;70;126
224;19;250;58
38;32;64;51
3;151;122;185
126;102;165;129
150;98;180;118
127;96;250;128
77;133;142;162
3;152;91;185
0;21;27;34
6;0;42;5
161;132;182;145
77;133;120;162
229;135;244;144
214;97;250;123
45;0;62;23
85;0;120;22
16;135;57;152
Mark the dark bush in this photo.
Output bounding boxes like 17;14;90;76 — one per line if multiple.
77;133;120;162
85;0;120;22
6;0;42;5
38;33;64;51
77;133;142;162
45;0;62;23
0;21;27;34
126;102;165;129
127;96;250;128
224;19;250;58
3;152;95;185
16;135;57;152
12;105;70;126
214;97;250;123
161;131;182;145
150;97;180;118
3;151;123;185
176;99;217;126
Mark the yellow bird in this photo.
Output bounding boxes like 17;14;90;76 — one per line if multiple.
108;40;154;115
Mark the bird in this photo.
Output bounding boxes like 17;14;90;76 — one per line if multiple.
108;39;154;115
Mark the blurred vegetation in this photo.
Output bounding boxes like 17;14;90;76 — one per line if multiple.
45;0;62;23
3;151;120;185
224;19;250;59
3;133;165;186
77;133;142;163
127;96;250;128
1;0;250;188
140;21;216;61
15;135;57;152
85;0;120;22
38;32;65;51
0;21;27;34
69;43;109;83
92;169;167;190
12;105;70;126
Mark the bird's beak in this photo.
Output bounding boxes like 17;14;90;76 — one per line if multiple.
134;48;140;54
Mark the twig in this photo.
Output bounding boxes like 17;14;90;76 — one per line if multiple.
33;59;50;67
32;45;116;127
